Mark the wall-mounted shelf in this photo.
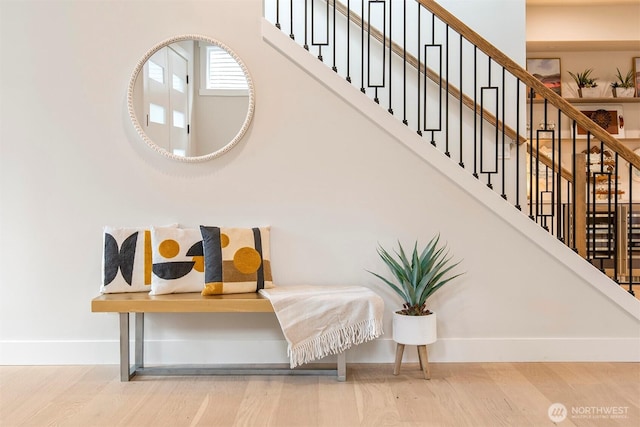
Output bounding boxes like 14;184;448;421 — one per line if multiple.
536;138;640;145
527;40;640;53
531;97;640;104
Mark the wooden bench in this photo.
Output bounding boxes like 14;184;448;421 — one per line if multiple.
91;292;346;381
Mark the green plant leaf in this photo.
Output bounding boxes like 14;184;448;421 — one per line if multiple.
368;235;465;311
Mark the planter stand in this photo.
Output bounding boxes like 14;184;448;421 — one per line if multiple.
393;343;431;379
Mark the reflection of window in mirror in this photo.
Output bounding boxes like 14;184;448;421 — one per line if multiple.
148;61;164;84
199;44;249;96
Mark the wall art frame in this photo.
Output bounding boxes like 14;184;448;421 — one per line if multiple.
574;104;625;139
526;58;561;99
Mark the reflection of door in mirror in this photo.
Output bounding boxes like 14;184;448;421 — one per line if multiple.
138;43;193;157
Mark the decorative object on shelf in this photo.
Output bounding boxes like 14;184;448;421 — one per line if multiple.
526;58;561;99
611;68;635;98
368;235;464;379
575;105;625;139
590;109;612;129
582;146;624;200
634;57;640;98
568;68;599;98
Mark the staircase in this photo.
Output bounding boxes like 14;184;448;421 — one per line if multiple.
263;0;640;298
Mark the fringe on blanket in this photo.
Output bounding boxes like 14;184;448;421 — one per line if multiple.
288;318;384;368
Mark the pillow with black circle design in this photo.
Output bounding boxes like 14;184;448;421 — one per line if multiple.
149;226;205;295
199;226;274;295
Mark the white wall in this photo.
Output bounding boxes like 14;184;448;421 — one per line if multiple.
1;0;638;365
527;3;640;42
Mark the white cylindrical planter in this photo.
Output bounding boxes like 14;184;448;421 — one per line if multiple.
392;311;437;345
580;87;600;98
613;87;635;98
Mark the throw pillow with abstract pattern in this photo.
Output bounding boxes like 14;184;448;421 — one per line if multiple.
199;226;274;295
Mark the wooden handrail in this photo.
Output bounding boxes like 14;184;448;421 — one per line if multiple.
332;0;525;144
419;0;640;171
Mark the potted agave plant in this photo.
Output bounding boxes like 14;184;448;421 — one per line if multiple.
368;234;464;379
611;68;635;98
568;68;599;98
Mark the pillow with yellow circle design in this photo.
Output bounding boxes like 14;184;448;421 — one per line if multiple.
199;226;274;295
149;226;205;295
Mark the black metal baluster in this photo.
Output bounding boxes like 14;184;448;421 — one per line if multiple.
417;4;421;136
528;90;534;220
367;0;385;104
388;0;393;114
587;133;593;262
550;121;555;233
275;0;281;29
536;129;542;226
515;79;521;211
481;57;497;190
444;24;450;157
346;0;351;81
431;13;438;146
304;0;309;50
629;172;635;296
290;0;294;39
556;109;563;241
571;121;577;251
311;0;329;60
421;13;439;146
614;153;620;283
332;0;337;71
360;0;365;92
369;16;377;102
473;47;478;178
402;0;407;125
500;67;506;199
459;34;464;168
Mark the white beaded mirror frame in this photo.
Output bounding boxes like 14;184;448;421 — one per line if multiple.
127;34;255;162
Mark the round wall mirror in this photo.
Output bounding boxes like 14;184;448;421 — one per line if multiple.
127;34;254;162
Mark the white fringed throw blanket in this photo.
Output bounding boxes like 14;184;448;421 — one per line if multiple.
259;285;384;368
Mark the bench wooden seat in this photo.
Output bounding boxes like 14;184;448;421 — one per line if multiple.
91;292;346;381
92;291;275;313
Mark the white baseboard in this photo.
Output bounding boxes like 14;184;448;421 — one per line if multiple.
2;337;638;365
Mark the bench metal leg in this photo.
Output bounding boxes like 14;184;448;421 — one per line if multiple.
119;313;131;382
135;313;144;370
117;312;347;382
337;351;346;381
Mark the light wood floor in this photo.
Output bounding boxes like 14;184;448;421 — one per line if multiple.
1;363;638;426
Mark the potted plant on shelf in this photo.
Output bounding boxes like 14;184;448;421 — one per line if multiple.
368;234;464;379
611;68;635;98
568;68;599;98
